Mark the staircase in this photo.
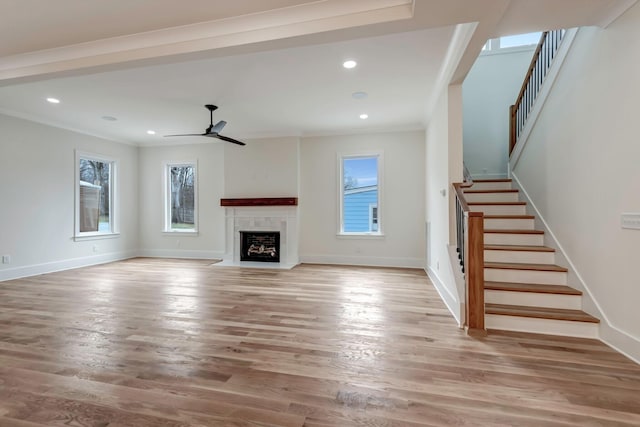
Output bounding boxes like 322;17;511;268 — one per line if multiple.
463;179;599;338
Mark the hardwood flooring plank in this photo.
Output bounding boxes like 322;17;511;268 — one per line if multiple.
0;258;638;426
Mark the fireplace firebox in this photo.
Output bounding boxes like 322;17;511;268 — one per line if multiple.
240;231;280;263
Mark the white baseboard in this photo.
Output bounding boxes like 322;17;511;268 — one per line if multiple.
299;254;423;268
0;250;138;282
600;323;640;365
137;249;225;260
426;265;462;327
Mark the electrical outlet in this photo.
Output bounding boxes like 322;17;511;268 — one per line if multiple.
92;245;98;253
2;255;10;264
621;213;640;230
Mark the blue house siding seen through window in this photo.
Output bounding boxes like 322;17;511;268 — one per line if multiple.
343;186;377;232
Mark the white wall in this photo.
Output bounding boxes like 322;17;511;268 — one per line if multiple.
463;47;534;178
512;3;640;361
299;131;425;267
425;86;465;325
138;142;226;259
224;137;299;197
0;114;139;280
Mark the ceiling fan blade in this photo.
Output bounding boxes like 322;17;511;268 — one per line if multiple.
216;134;246;146
211;120;227;134
164;133;207;137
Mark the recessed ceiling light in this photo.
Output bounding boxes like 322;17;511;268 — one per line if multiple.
46;97;60;104
343;60;357;69
101;116;117;121
146;130;156;135
352;91;368;100
359;114;369;120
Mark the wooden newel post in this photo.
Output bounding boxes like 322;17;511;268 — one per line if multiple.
466;211;486;336
509;105;517;155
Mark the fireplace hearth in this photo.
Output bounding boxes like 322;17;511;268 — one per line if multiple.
240;231;280;263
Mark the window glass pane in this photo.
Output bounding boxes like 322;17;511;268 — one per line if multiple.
169;165;195;230
79;158;110;232
499;32;541;49
343;156;378;233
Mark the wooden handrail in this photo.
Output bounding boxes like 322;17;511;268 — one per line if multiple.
452;182;486;336
452;182;472;212
513;32;548;112
509;30;565;155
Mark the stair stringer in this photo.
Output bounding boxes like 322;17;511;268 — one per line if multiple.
511;173;640;363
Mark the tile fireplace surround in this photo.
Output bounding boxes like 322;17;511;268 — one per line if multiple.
219;198;299;269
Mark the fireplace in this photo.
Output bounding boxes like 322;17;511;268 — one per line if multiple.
221;200;298;269
240;231;280;263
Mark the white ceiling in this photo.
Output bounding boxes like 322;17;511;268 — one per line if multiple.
0;0;635;146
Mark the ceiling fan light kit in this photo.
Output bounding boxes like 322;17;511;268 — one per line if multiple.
164;104;246;146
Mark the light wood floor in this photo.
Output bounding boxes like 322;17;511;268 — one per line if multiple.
0;259;638;426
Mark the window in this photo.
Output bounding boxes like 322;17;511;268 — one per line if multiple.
339;154;383;235
165;162;197;233
369;205;378;232
482;32;542;53
75;152;117;239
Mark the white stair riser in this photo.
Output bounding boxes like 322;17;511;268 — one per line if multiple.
486;314;598;338
471;182;512;191
484;233;544;246
485;268;567;285
463;192;520;203
485;249;555;264
485;290;582;310
470;205;527;215
484;218;535;230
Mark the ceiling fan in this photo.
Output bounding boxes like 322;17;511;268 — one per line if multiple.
165;104;246;146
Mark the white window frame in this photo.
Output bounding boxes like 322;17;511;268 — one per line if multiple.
163;161;199;235
74;150;119;241
337;152;384;237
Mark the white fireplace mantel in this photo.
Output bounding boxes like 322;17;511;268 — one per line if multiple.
219;205;299;269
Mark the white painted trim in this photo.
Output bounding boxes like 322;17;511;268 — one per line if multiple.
424;22;478;126
337;151;384;235
137;249;224;260
509;28;578;170
299;255;423;269
600;323;640;365
511;172;640;362
163;160;199;233
0;251;137;282
0;0;413;84
75;150;119;239
426;265;462;328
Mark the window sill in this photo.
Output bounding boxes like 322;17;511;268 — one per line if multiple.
162;230;199;236
74;232;120;242
337;232;385;240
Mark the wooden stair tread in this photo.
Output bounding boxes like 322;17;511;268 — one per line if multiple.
484;281;582;295
485;244;555;252
463;189;519;194
484;229;544;234
486;303;599;323
484;215;535;219
472;179;512;183
468;201;526;205
485;262;568;272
